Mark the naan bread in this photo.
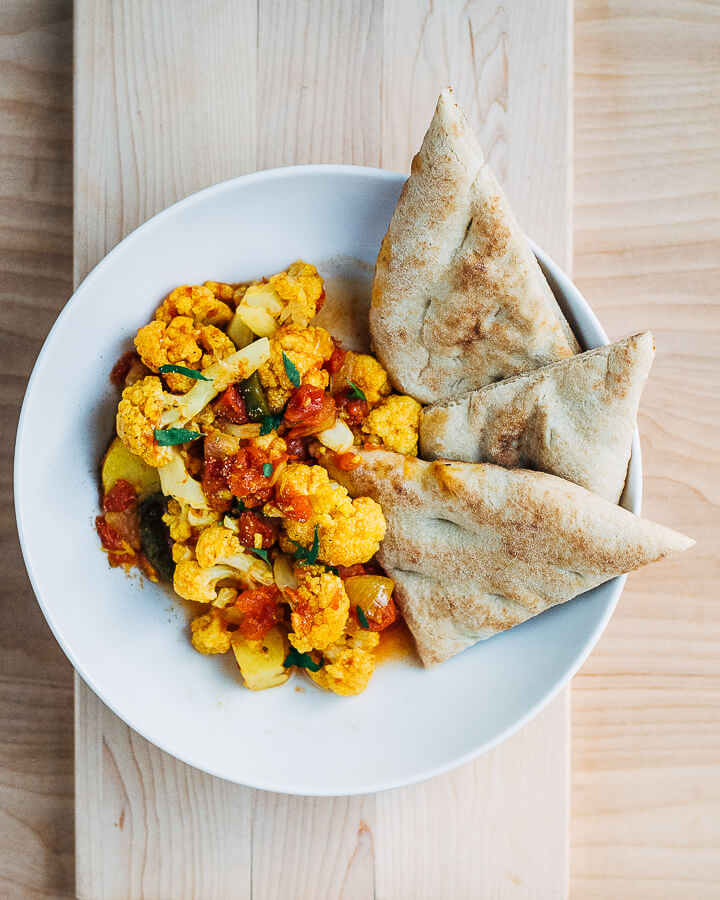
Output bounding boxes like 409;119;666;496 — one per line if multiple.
420;332;654;503
319;448;693;667
370;87;579;404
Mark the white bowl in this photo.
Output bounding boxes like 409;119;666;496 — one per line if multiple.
15;166;640;796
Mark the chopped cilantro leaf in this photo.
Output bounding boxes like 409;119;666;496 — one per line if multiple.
158;364;210;381
347;380;366;402
356;606;370;629
249;547;270;564
262;463;273;478
153;427;202;446
282;351;301;388
291;525;320;565
260;411;284;436
283;646;324;672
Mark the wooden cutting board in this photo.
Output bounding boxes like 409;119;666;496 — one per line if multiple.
74;2;571;897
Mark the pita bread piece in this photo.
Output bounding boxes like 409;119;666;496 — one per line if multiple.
420;332;654;503
370;87;579;404
319;449;693;667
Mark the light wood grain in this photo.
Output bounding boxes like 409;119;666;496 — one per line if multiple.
571;1;720;897
3;1;719;898
72;1;571;898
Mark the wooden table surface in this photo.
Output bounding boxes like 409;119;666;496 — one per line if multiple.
1;1;718;897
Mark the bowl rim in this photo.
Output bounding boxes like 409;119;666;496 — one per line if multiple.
14;163;641;795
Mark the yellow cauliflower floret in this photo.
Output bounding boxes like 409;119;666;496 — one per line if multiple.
273;464;385;567
190;607;231;655
116;375;173;467
203;281;235;302
155;284;233;327
349;354;391;406
288;564;350;653
361;394;422;456
271;260;324;328
135;317;235;392
249;431;288;463
258;324;334;413
309;620;380;696
162;499;220;543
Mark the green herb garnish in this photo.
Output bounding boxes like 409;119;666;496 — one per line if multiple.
153;428;202;446
283;646;324;672
260;411;284;436
291;525;320;565
347;381;366;402
158;364;210;381
262;463;273;478
282;351;301;388
249;546;270;564
356;606;370;629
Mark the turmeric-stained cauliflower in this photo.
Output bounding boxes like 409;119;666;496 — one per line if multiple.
135;317;235;392
273;464;385;567
309;620;380;696
190;607;231;655
259;324;334;413
361;395;422;456
155;284;233;328
288;565;350;653
116;376;173;467
203;281;235;303
271;260;324;328
349;354;392;406
162;499;220;543
173;525;274;603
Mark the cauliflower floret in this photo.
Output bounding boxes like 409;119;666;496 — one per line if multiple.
349;354;391;406
203;281;235;302
155;284;233;328
162;499;220;543
361;395;422;456
116;376;174;466
272;260;324;328
259;324;334;413
309;620;379;696
194;525;274;582
249;431;288;464
272;464;385;567
190;607;231;654
288;564;350;653
135;317;235;392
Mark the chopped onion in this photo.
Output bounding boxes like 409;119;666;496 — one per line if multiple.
273;554;298;596
316;419;354;453
222;422;262;439
238;304;279;337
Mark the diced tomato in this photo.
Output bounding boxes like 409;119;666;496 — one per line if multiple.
335;391;369;425
235;511;277;549
324;341;346;375
356;597;397;632
225;444;277;508
201;458;232;512
336;560;383;579
315;287;326;313
215;384;249;425
109;351;139;387
274;488;313;523
95;515;127;553
285;433;312;462
103;479;137;512
283;385;336;437
235;585;281;640
333;451;361;471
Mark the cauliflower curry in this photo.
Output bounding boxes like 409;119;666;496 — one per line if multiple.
97;261;420;696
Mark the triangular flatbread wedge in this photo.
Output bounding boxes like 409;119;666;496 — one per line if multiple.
420;332;654;503
319;449;693;667
370;87;579;404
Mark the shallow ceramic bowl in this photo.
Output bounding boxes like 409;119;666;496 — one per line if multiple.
15;166;640;795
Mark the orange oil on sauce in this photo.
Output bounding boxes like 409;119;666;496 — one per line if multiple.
376;617;421;667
